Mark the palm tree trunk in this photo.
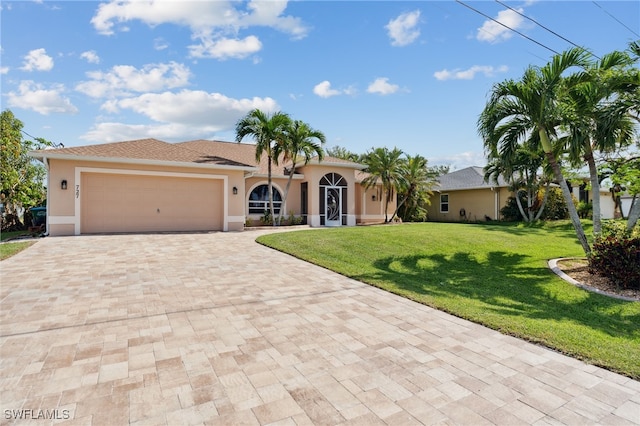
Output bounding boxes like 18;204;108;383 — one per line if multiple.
278;162;297;226
540;130;591;255
627;196;640;232
544;151;591;255
534;181;551;221
515;190;529;222
584;149;602;235
267;156;276;226
390;185;414;222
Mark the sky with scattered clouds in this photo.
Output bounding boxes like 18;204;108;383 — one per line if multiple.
1;0;638;169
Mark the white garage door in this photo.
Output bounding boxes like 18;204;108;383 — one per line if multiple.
81;173;223;234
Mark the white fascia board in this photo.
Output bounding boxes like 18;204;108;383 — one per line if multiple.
303;159;367;170
250;173;305;180
28;151;257;172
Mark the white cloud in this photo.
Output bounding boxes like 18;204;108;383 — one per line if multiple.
83;90;278;142
386;10;421;47
476;8;524;43
429;151;486;170
367;77;399;95
241;0;308;40
20;48;54;71
80;50;100;64
0;66;8;74
111;90;277;123
154;37;169;51
313;80;341;98
434;65;508;81
91;0;308;60
80;122;207;143
7;80;78;115
189;35;262;60
76;61;191;98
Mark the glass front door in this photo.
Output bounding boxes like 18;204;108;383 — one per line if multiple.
325;187;341;226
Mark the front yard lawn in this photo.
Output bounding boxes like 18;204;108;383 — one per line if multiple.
257;222;640;379
0;241;35;260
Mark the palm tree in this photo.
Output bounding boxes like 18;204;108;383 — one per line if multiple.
478;47;593;255
561;50;639;235
361;147;405;223
391;154;433;222
274;120;326;225
484;141;551;223
235;109;291;225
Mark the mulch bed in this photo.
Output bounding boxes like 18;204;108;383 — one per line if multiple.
556;258;640;301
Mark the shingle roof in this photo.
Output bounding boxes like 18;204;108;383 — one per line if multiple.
31;138;366;175
436;166;509;191
30;138;254;168
177;140;273;174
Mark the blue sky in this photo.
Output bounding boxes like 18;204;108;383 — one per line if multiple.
2;1;638;169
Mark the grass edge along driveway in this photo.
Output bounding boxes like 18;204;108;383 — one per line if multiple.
257;222;640;380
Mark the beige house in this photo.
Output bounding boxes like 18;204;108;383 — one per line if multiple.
30;138;393;236
429;167;626;222
429;167;512;222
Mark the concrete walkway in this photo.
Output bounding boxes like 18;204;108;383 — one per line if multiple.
1;230;638;425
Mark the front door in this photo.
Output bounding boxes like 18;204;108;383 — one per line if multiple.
325;186;341;226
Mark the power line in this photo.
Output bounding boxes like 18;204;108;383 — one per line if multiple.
20;129;63;148
455;0;559;56
494;0;600;60
592;1;640;38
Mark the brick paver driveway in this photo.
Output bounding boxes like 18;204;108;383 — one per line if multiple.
1;230;639;425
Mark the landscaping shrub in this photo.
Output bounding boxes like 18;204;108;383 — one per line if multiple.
539;187;571;220
500;194;526;222
588;221;640;289
577;201;593;219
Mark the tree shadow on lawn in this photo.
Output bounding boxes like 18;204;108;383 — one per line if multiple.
351;250;639;339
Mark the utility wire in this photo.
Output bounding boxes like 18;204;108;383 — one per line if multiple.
494;0;600;60
20;129;63;148
455;0;559;55
592;1;640;38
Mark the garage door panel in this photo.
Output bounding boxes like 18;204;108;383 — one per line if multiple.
81;173;223;234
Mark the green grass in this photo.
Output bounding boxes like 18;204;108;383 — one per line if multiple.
0;241;35;260
257;221;640;379
1;230;32;242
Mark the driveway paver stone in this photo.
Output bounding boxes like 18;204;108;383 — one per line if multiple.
1;230;638;425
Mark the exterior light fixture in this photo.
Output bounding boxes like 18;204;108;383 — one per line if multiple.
233;186;238;195
371;194;376;201
61;179;68;190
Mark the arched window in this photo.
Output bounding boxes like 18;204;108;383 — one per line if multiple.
248;184;282;214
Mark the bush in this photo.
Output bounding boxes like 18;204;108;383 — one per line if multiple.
500;194;526;222
588;221;640;289
577;201;593;219
539;187;572;221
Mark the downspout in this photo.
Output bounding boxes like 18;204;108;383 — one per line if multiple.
43;156;50;236
491;187;498;220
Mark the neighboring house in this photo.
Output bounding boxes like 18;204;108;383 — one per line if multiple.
29;138;393;236
429;167;512;222
429;167;624;223
566;179;625;219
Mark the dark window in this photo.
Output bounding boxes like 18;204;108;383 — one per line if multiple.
440;194;449;213
248;185;282;214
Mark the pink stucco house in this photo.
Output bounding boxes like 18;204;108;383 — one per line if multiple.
30;139;393;236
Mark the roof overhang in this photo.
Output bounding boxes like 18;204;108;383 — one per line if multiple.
301;158;366;170
29;151;258;173
433;185;510;192
249;173;305;180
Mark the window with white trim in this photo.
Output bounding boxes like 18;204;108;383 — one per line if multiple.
440;194;449;213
